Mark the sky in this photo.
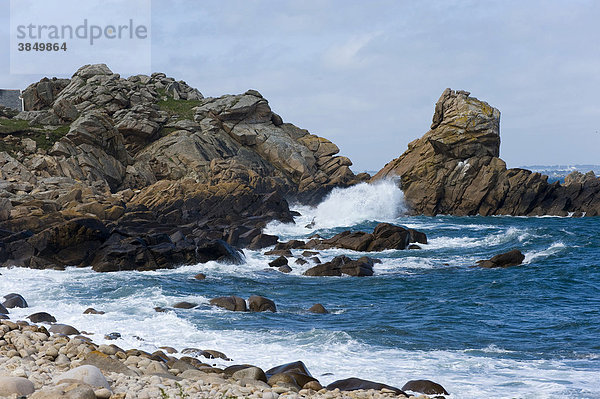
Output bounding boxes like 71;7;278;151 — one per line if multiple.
1;0;599;172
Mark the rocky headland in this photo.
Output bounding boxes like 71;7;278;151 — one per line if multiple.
0;64;366;272
373;88;600;216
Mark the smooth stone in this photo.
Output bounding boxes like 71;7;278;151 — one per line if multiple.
248;295;276;312
172;301;197;309
194;273;206;280
0;376;35;397
49;323;80;335
402;379;449;395
232;366;268;383
54;365;111;390
2;293;28;308
27;312;57;323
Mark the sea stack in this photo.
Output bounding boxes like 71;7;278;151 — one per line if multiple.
373;88;600;216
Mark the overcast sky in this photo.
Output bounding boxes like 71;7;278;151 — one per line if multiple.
1;0;599;172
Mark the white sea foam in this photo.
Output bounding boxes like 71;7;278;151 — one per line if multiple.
426;227;530;250
265;180;406;238
1;267;598;399
524;242;566;264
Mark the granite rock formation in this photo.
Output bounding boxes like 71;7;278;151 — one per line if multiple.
0;64;363;271
374;88;600;216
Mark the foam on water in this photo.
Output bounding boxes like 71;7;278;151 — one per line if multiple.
265;180;405;238
524;242;567;264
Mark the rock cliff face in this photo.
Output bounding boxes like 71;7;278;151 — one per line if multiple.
0;64;362;271
374;88;600;216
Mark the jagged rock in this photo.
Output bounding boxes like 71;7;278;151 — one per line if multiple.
0;63;364;272
22;77;70;110
477;249;525;268
311;223;425;252
373;88;600;216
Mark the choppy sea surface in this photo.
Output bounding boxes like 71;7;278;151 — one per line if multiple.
1;181;599;399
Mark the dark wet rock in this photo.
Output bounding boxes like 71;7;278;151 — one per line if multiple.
27;312;56;323
305;223;426;252
248;233;279;250
408;244;422;250
402;379;449;395
303;255;376;277
2;293;28;309
265;361;312;378
196;239;244;264
309;256;321;264
83;308;105;315
295;258;307;265
327;377;406;395
154;307;167;313
172;301;197;309
0;314;9;320
49;323;80;335
0;304;8;314
209;296;247;312
269;256;288;267
104;332;121;340
302;251;319;257
201;349;231;361
264;249;292;257
477;249;525;268
308;303;329;314
194;273;206;280
274;240;306;250
248;295;276;312
278;265;292;273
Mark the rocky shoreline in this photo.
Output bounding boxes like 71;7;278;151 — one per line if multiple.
0;294;448;399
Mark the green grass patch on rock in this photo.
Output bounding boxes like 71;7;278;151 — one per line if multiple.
156;89;202;121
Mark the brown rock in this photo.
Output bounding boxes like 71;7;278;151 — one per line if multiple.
477;249;525;268
248;295;276;312
209;296;247;312
402;379;449;395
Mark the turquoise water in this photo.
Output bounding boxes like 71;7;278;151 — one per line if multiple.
1;181;599;398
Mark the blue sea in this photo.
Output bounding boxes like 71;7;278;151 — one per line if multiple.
1;181;599;398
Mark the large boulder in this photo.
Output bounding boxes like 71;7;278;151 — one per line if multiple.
373;88;600;216
2;293;28;308
402;379;449;395
54;365;111;389
209;296;247;312
248;295;277;312
327;377;406;395
303;255;376;277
